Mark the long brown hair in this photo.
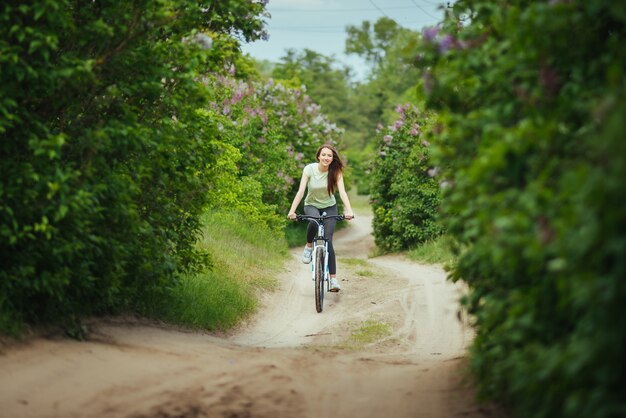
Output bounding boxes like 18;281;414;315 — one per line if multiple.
316;144;344;195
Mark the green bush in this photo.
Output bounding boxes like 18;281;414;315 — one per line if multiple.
413;1;626;417
0;0;269;332
207;74;345;216
370;104;443;251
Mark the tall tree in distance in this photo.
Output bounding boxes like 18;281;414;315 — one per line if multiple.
345;17;400;67
344;17;424;193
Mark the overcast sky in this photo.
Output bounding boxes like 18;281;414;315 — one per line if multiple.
240;0;449;80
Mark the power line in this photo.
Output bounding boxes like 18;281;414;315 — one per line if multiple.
368;0;389;17
410;0;440;19
269;20;439;33
271;6;418;13
416;0;446;5
269;3;444;22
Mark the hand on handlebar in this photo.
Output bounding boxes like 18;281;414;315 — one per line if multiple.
344;212;354;220
288;212;297;220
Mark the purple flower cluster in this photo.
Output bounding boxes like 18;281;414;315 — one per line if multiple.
206;70;344;207
377;103;429;160
422;25;457;53
422;26;439;42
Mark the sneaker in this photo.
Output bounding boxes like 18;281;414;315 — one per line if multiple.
329;278;341;292
301;245;313;264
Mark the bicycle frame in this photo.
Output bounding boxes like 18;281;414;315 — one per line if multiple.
295;213;345;313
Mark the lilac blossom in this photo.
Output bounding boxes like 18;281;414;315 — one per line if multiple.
422;26;439;42
231;90;243;104
258;109;268;125
383;135;393;144
438;34;455;53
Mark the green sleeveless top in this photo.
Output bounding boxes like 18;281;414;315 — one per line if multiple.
303;163;336;209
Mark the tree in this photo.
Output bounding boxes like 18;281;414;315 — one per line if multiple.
345;17;401;67
0;0;269;332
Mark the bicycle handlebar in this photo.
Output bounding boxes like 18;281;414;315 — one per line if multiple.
294;214;352;223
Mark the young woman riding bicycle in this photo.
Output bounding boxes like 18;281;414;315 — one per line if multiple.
287;144;354;292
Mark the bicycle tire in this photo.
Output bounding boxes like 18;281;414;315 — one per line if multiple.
315;248;325;313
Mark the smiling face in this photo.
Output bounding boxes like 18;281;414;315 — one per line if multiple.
317;147;334;170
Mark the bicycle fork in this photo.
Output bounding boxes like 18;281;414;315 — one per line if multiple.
311;243;330;285
311;219;330;286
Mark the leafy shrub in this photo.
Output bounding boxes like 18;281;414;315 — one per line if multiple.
0;0;269;331
207;74;345;216
413;1;626;417
370;104;443;251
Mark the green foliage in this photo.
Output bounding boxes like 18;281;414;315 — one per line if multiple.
413;1;626;417
0;0;270;332
272;49;354;131
370;104;443;251
207;72;344;216
344;19;426;195
408;235;457;267
153;210;288;331
345;17;401;67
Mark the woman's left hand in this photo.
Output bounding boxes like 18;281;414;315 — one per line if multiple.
344;211;354;220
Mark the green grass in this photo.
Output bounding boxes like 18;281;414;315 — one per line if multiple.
157;210;289;331
339;257;376;278
349;319;391;345
407;234;458;266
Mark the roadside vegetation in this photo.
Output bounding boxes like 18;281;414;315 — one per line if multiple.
349;319;391;346
151;210;288;331
407;235;457;267
2;1;624;417
339;258;377;279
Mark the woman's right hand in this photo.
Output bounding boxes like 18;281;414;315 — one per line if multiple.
287;212;297;220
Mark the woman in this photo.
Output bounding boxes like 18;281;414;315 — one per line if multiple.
287;144;354;292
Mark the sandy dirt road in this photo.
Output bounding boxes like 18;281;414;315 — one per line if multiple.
0;209;497;418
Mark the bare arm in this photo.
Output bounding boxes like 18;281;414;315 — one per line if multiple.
288;172;309;219
336;174;354;220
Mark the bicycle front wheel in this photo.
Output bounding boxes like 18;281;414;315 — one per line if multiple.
315;248;325;313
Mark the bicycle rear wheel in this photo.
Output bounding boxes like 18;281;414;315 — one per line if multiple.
315;248;325;313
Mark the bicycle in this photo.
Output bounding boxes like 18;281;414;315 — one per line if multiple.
294;213;348;313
